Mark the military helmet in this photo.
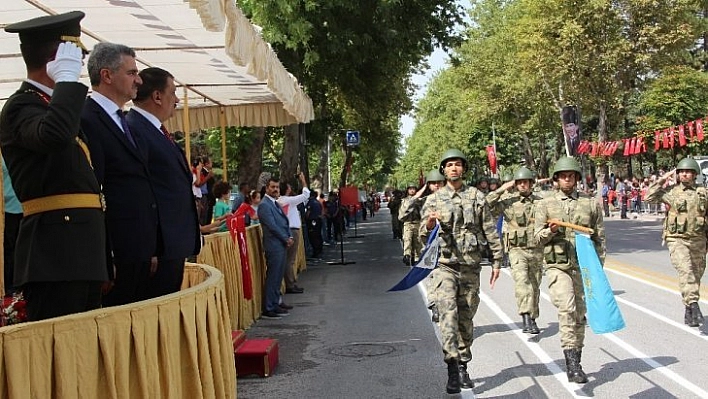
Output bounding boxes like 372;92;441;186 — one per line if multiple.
513;166;536;181
488;178;499;186
426;169;445;182
676;157;700;174
438;148;468;174
502;173;514;183
406;182;418;189
552;156;582;180
478;176;489;184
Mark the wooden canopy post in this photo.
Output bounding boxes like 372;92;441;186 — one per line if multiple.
219;107;228;182
183;86;191;164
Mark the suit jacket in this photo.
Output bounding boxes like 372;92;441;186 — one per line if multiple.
82;97;159;264
0;81;108;285
258;196;291;249
126;109;200;259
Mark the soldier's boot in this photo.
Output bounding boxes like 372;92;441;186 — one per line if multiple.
685;305;699;327
563;349;588;383
446;361;461;394
521;313;530;333
402;255;410;266
690;302;704;326
430;305;440;323
458;362;475;389
527;318;540;334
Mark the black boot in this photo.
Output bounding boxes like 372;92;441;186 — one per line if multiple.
527;318;540;334
563;349;588;383
446;361;461;394
431;305;440;323
690;302;704;326
458;362;475;389
521;313;530;333
685;305;698;327
402;255;410;266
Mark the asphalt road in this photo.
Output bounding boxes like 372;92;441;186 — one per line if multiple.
237;208;708;399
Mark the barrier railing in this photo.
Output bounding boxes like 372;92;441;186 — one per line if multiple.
0;263;236;399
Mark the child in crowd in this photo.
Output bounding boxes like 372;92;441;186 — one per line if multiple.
212;181;232;232
235;189;262;225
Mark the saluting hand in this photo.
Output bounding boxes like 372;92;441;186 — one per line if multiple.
46;42;83;83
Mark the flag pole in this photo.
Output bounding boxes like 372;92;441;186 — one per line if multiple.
492;123;498;178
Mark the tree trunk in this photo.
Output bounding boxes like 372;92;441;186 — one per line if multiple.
522;133;535;169
236;126;265;189
338;138;353;189
596;101;610;184
279;124;300;187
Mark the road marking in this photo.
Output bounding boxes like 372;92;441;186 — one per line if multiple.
614;296;708;340
479;291;589;398
605;258;708;305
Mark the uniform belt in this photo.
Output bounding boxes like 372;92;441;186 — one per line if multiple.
22;193;103;217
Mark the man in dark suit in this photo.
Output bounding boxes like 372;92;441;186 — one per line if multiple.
82;43;160;306
0;12;108;320
258;177;294;319
126;67;201;297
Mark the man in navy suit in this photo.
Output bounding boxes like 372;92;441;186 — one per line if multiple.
258;177;294;319
127;67;201;297
82;43;160;306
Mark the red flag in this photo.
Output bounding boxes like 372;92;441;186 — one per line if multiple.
654;131;661;151
678;125;687;146
611;141;621;155
590;142;598;156
687;121;695;141
662;129;669;148
485;145;497;174
697;119;705;141
633;137;644;154
623;139;631;156
577;140;590;154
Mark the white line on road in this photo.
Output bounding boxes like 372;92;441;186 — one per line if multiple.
605;266;708;306
613;296;708;341
479;291;589;398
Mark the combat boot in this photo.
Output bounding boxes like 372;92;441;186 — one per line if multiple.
521;313;530;333
563;349;588;383
685;305;698;327
402;255;410;266
430;305;440;323
690;302;704;326
446;361;461;394
458;362;475;389
527;318;540;334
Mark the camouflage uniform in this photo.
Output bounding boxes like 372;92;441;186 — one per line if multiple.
420;184;503;365
399;196;423;263
534;190;605;350
486;188;543;321
646;174;707;325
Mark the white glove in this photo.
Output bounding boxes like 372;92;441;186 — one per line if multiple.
46;42;83;83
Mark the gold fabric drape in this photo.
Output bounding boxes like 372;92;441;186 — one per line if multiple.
197;226;307;330
0;264;236;399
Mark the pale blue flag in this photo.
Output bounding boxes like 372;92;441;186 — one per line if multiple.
575;232;625;334
388;224;440;291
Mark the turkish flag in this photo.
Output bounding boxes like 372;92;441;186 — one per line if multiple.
623;139;631;156
228;215;253;300
485;145;497;174
633;137;645;154
662;129;670;148
678;125;687;147
654;131;661;150
687;121;695;141
697;119;705;141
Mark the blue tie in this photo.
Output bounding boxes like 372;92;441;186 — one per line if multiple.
116;110;137;147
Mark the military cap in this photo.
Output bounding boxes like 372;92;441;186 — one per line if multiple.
406;182;418;189
5;11;88;53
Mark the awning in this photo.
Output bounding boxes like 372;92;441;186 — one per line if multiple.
0;0;314;130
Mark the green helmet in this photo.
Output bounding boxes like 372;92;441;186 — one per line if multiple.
502;173;514;182
406;182;418;189
426;169;445;182
488;178;499;186
676;157;700;174
513;166;536;181
552;156;582;180
438;149;468;174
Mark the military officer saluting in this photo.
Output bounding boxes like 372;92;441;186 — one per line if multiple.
646;157;706;327
0;12;109;320
534;157;605;384
420;149;503;394
486;166;544;334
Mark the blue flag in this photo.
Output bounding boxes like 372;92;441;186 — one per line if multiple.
575;232;625;334
388;224;440;291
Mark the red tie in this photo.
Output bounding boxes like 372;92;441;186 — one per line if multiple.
160;124;174;142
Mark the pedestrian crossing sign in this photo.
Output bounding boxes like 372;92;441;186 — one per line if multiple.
346;130;360;146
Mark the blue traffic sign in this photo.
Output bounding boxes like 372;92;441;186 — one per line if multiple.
346;130;360;146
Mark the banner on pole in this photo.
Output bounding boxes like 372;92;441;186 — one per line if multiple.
389;224;440;291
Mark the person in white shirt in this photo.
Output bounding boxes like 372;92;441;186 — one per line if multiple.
277;172;310;294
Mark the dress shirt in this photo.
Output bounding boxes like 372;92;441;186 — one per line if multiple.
89;91;125;132
277;187;310;229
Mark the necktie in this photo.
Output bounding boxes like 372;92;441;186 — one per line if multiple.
116;110;137;147
160;124;174;143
